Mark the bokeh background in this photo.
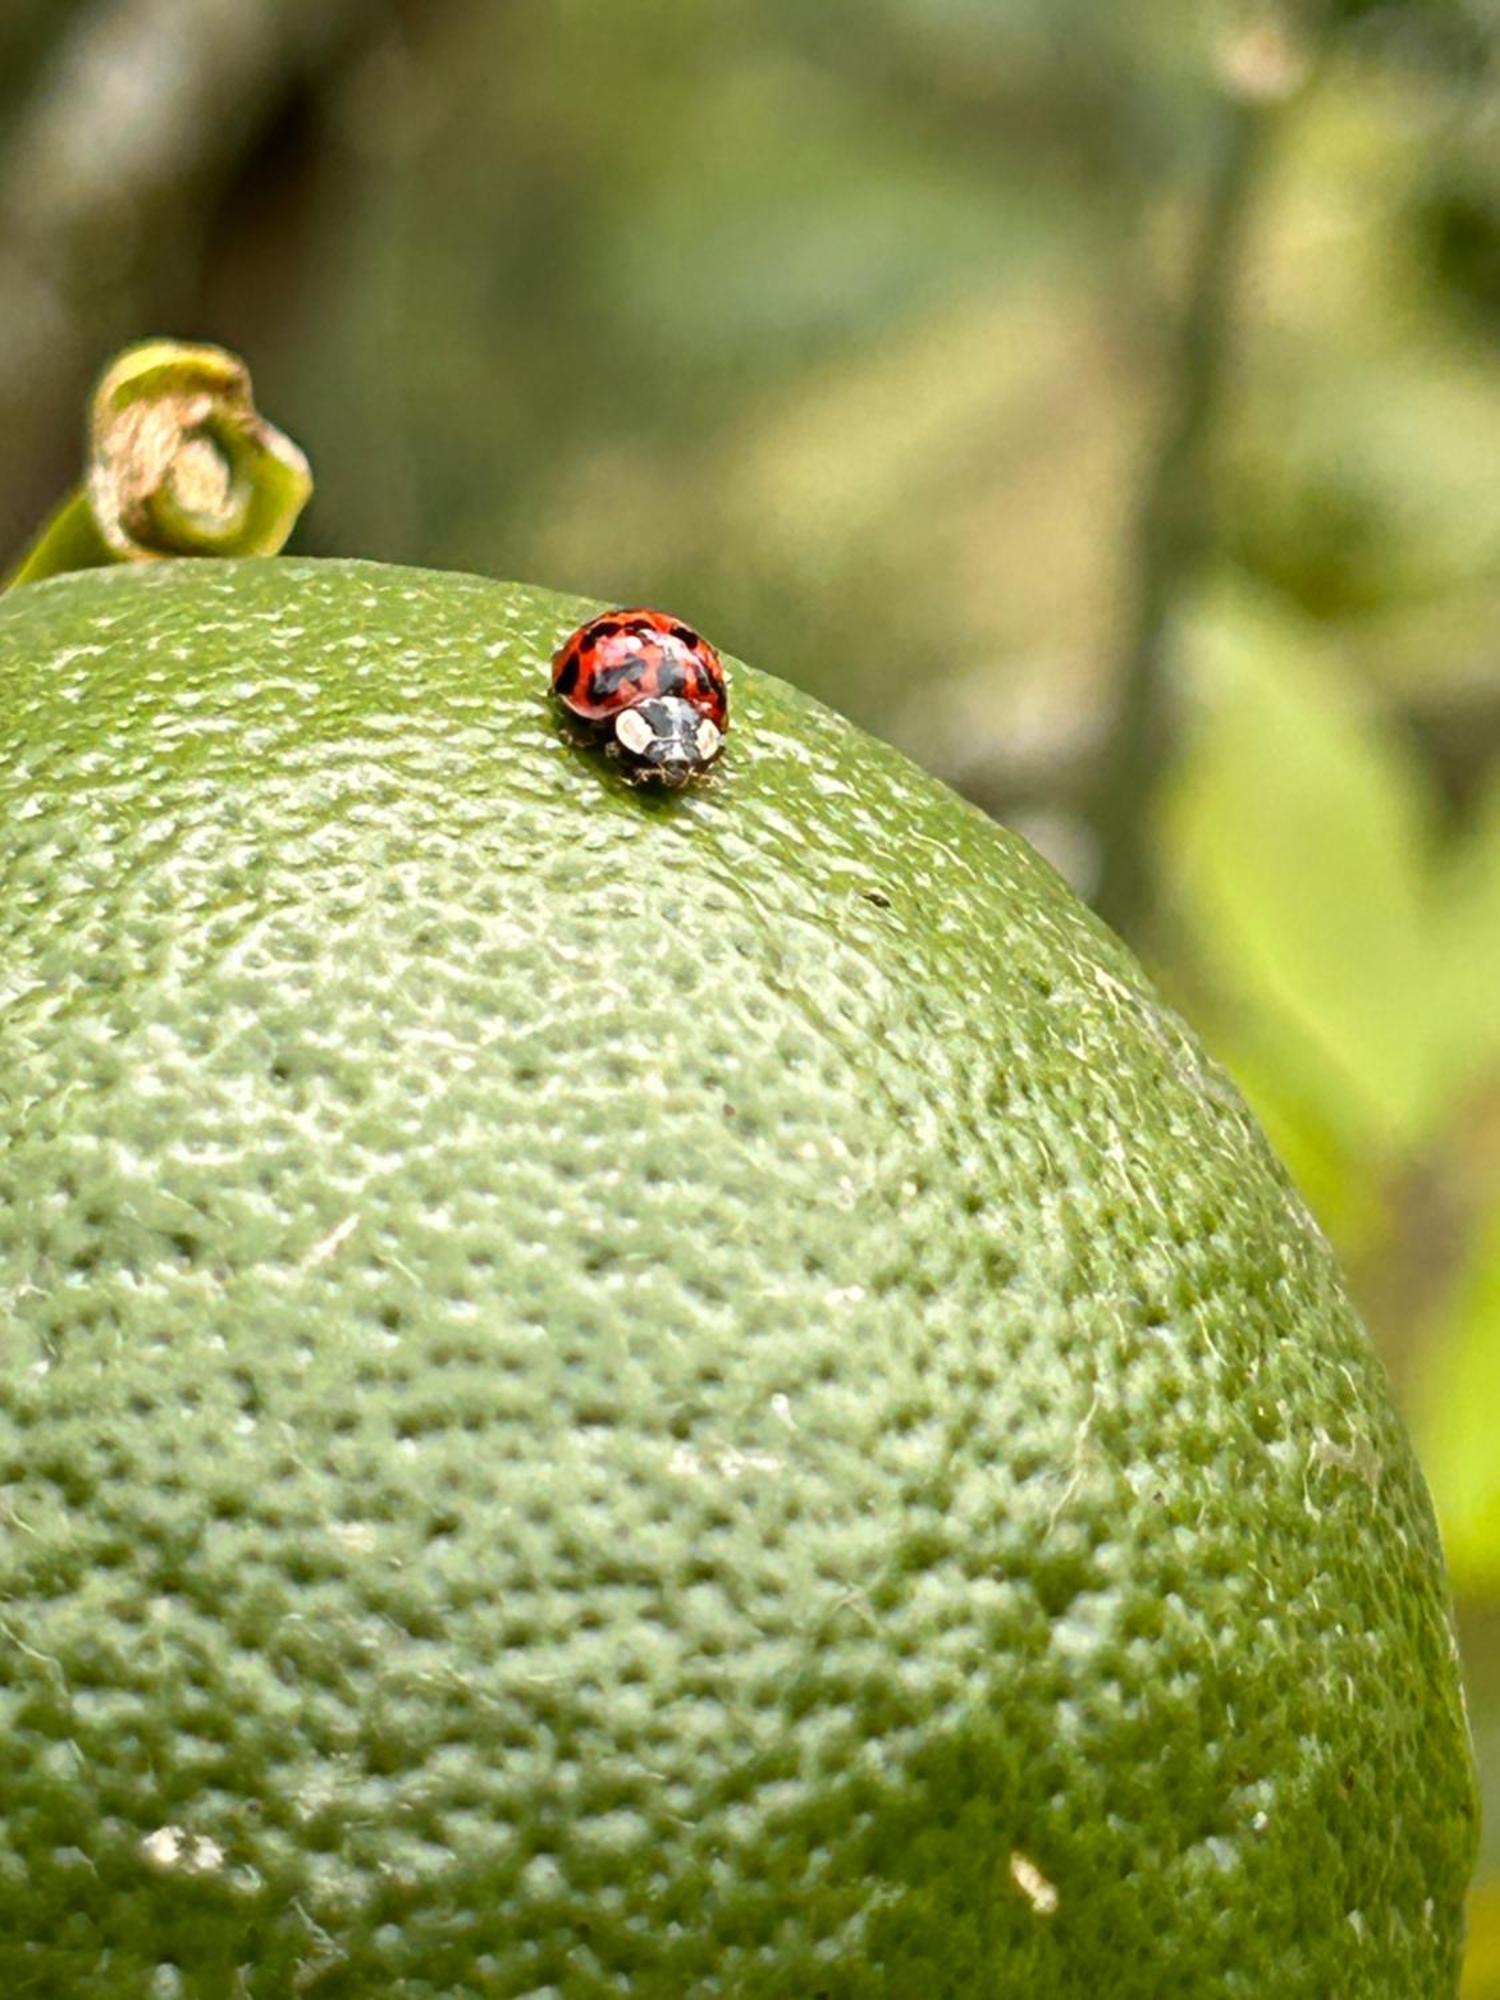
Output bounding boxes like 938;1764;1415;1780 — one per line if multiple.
4;0;1499;1979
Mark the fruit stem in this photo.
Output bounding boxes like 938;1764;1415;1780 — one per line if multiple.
4;490;115;589
1088;14;1315;940
3;340;312;591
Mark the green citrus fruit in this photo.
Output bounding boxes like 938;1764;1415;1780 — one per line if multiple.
0;558;1478;1996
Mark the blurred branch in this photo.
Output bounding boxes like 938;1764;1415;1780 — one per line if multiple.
1088;19;1315;940
0;0;379;254
0;0;393;561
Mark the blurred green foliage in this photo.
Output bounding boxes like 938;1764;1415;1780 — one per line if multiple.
3;0;1500;1980
1162;586;1500;1556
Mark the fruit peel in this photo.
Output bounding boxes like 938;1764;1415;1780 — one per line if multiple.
0;557;1478;1995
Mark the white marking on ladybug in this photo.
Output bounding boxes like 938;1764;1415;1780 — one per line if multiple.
694;716;721;763
614;707;655;757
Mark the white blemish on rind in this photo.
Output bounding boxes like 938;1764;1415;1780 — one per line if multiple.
305;1214;360;1266
141;1826;225;1874
1009;1851;1059;1915
668;1444;783;1481
328;1521;378;1553
1308;1427;1382;1488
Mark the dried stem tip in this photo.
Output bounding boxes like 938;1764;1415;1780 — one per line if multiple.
88;340;312;562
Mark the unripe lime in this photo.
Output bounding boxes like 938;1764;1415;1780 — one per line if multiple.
0;560;1478;1996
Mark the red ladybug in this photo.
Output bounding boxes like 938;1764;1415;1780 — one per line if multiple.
550;608;728;786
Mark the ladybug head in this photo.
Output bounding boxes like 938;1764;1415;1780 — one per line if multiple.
612;696;722;786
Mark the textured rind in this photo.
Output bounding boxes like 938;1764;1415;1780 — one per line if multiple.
0;558;1477;1997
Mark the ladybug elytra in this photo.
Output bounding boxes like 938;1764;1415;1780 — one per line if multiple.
551;608;728;786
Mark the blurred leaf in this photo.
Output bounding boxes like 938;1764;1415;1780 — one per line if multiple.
1434;766;1500;1091
1464;1874;1500;1996
1416;146;1500;334
1414;1199;1500;1596
1165;585;1500;1177
1224;80;1500;628
1163;587;1443;1157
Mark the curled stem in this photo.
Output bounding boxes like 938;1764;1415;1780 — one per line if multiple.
5;340;312;590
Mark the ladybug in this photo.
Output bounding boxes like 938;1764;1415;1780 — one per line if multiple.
550;608;728;786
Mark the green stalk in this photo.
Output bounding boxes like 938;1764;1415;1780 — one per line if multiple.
5;491;115;588
1088;17;1315;940
4;340;312;591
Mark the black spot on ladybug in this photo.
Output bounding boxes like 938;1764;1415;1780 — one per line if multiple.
553;654;581;697
589;661;649;699
670;624;700;647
